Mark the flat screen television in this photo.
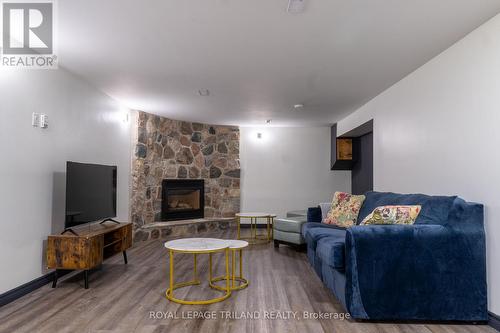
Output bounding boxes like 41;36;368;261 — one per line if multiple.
65;162;117;230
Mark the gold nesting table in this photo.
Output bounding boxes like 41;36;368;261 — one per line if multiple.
236;212;276;244
164;238;249;305
209;239;249;291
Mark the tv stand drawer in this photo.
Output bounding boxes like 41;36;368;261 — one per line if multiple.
47;236;103;270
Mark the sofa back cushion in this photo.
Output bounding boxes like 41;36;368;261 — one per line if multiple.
307;206;322;223
358;192;457;225
319;202;332;221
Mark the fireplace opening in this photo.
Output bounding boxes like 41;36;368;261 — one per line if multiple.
167;189;200;211
162;179;204;221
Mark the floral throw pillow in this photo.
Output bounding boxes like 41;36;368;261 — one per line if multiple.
361;205;422;225
323;192;366;228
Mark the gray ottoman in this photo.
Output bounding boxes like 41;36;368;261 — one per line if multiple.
273;216;307;248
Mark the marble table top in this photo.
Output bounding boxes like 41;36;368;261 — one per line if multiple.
236;212;274;218
164;238;229;252
164;238;249;251
226;240;249;249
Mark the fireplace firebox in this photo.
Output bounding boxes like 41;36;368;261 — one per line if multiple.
161;179;204;221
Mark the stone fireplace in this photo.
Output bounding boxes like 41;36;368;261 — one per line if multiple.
130;111;240;242
162;179;204;221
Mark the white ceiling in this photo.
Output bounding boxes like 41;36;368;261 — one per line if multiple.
58;0;500;127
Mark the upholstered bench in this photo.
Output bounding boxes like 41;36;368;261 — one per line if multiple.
273;216;307;248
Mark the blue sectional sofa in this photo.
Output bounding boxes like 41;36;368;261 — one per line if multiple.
302;191;487;321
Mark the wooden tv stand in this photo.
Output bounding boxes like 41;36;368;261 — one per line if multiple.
47;222;132;289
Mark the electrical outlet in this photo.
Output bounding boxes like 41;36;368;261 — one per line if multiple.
32;113;40;127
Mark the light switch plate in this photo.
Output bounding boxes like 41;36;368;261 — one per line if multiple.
40;114;49;128
287;0;306;13
32;113;40;127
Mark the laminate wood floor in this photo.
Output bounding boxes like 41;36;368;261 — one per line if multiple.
0;228;496;333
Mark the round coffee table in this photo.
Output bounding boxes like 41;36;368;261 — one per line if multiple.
236;213;275;244
164;238;231;305
209;240;249;291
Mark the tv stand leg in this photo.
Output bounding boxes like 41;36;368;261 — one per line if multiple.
123;251;128;265
84;270;89;289
52;270;58;288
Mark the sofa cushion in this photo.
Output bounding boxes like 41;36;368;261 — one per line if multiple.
302;223;347;248
358;192;457;226
316;237;346;270
274;217;307;233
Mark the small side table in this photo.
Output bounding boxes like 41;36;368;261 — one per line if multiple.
236;213;275;244
164;238;231;305
210;240;249;291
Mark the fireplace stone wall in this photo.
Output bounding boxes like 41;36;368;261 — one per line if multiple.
130;111;240;239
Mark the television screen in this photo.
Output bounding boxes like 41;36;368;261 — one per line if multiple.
65;162;117;229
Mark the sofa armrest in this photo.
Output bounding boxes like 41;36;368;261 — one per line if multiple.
344;224;487;321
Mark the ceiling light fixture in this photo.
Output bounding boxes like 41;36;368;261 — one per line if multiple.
287;0;306;13
293;104;304;110
198;89;210;96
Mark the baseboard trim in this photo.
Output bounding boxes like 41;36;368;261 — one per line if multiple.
0;270;68;308
490;312;500;332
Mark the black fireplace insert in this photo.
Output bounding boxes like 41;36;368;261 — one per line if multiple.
161;179;204;221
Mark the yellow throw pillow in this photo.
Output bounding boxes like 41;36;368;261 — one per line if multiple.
361;205;422;225
324;192;366;228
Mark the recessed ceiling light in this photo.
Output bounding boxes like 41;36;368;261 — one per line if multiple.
198;89;210;96
287;0;306;13
293;104;304;110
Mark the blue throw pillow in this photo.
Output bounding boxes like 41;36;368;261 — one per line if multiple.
307;206;322;223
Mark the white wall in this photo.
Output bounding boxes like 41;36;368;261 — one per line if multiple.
240;127;350;219
0;68;131;294
337;13;500;314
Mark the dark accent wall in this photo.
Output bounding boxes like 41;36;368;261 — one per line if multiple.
332;119;374;195
330;124;337;169
351;132;373;195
